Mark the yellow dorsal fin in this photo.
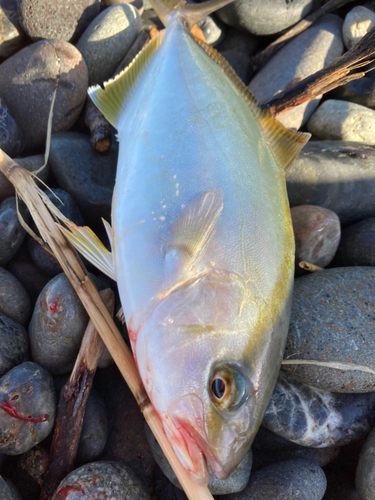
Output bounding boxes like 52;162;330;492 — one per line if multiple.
192;35;310;171
88;30;166;129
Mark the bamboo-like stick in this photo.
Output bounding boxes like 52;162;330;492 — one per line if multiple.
0;150;214;500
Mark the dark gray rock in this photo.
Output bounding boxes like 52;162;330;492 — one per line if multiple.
0;99;23;157
197;16;224;47
0;477;15;500
283;267;375;393
0;0;26;59
332;218;375;267
29;273;89;376
3;479;22;500
0;40;88;153
49;132;118;227
51;461;150;500
249;15;344;130
0;362;56;455
16;444;50;493
263;373;375;447
0;267;31;326
0;197;29;267
6;258;50;304
76;4;142;85
356;428;375;500
216;0;319;36
287;141;375;226
17;0;100;42
328;76;375;110
224;459;327;500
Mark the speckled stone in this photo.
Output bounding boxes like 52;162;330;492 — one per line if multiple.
327;76;375;110
0;267;31;326
0;0;26;59
0;362;56;455
0;99;23;157
145;423;252;494
283;267;375;392
0;40;88;153
287;141;375;225
332;218;375;267
216;0;319;36
356;428;375;500
76;4;142;85
249;15;344;130
263;373;375;447
343;5;375;50
49;132;118;227
17;0;100;42
17;444;50;488
217;28;258;83
0;197;29;267
52;461;150;500
307;99;375;143
224;459;327;500
29;273;89;376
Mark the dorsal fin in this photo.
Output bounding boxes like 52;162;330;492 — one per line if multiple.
192;35;310;171
88;30;166;129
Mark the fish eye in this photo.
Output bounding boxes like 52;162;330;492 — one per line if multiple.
209;365;249;411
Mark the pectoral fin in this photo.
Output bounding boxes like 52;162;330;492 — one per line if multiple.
166;188;223;266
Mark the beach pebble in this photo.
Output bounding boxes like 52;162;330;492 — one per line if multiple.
0;362;56;455
52;461;150;500
333;218;375;267
356;428;375;499
0;0;26;59
0;312;28;378
307;100;375;143
0;40;88;153
287;141;375;225
328;76;375;110
343;6;375;50
217;28;258;83
0;477;16;500
291;205;340;270
263;373;375;447
145;423;252;494
49;132;118;227
6;259;50;304
17;444;50;488
198;16;224;47
0;267;31;326
0;99;23;157
3;479;22;500
76;4;142;85
284;267;375;393
17;0;100;42
0;197;29;267
249;15;344;130
28;273;89;376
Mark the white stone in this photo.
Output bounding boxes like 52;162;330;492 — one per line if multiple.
343;5;375;50
306;99;375;144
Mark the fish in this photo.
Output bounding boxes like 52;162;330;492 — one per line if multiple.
60;0;310;486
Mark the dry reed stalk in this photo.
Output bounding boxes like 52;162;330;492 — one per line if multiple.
0;149;214;500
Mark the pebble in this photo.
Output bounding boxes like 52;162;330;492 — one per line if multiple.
307;100;375;144
0;477;16;500
332;218;375;267
0;0;26;59
52;461;150;500
328;76;375;110
104;0;144;14
343;5;375;50
249;15;344;130
3;479;23;500
216;0;318;36
291;205;340;270
224;459;327;500
198;16;224;47
284;267;375;392
28;273;89;376
145;423;252;494
356;428;375;500
0;197;29;267
0;267;31;326
17;444;50;488
6;258;50;304
217;28;258;83
287;141;375;226
0;40;88;153
0;362;56;455
263;373;375;447
49;132;118;227
0;99;23;157
17;0;100;42
76;4;142;85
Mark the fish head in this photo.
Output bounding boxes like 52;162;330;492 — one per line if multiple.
137;268;278;484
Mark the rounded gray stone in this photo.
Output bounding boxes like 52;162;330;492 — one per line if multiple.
343;5;375;50
0;197;29;267
356;428;375;500
249;15;344;130
0;312;29;379
77;389;108;463
3;479;22;500
197;16;224;47
0;0;26;59
307;99;375;143
0;267;32;326
327;76;375;110
0;98;23;157
52;462;150;500
76;4;142;85
283;267;375;392
332;218;375;267
217;27;258;83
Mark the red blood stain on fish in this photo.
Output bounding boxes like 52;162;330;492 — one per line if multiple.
54;485;84;499
0;399;47;422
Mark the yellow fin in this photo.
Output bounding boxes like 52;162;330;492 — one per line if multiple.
88;30;166;129
166;189;223;265
192;35;310;171
58;221;116;281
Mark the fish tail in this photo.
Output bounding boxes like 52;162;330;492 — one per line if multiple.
150;0;235;28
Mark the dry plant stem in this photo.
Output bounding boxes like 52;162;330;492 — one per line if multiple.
40;288;115;500
298;261;324;272
84;98;112;153
0;150;214;500
263;27;375;115
250;0;355;75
